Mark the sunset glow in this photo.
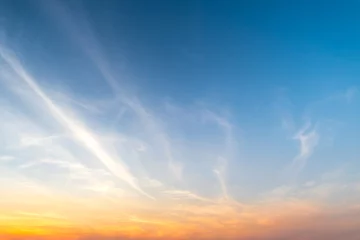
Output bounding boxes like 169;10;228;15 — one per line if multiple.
1;0;360;239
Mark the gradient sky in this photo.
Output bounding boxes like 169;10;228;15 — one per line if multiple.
1;0;360;239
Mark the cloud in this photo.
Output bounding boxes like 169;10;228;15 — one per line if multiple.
0;155;15;162
0;101;120;196
0;44;152;199
0;38;248;239
38;0;186;182
19;135;60;147
294;122;319;159
0;34;242;206
288;121;319;176
163;189;214;203
213;157;229;200
204;110;236;200
1;2;359;239
121;97;184;182
141;178;164;189
19;158;116;193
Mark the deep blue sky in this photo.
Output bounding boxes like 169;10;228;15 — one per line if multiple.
2;0;360;102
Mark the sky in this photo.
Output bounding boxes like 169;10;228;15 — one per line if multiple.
0;0;360;239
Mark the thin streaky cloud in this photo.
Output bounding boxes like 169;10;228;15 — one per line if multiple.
286;121;320;177
19;158;113;192
163;189;214;203
42;0;184;181
293;122;319;163
122;97;184;181
0;45;152;199
213;169;229;200
19;134;60;147
0;155;15;162
0;1;360;238
213;156;230;200
205;110;235;200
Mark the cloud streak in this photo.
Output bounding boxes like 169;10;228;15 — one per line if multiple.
0;45;152;199
285;121;320;178
40;0;184;182
0;1;359;239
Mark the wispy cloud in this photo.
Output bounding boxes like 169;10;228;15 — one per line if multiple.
40;0;185;182
0;45;152;199
19;135;60;148
163;189;214;203
282;120;320;180
0;155;15;162
19;158;116;194
291;121;319;173
1;2;359;239
204;110;236;200
213;157;229;200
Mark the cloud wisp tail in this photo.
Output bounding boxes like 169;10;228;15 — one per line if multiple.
0;45;153;200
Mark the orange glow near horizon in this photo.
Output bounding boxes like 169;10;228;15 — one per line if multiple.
2;188;357;240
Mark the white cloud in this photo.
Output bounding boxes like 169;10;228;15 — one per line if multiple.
0;155;15;162
290;121;320;174
163;189;213;203
0;41;243;206
1;12;360;238
142;178;164;188
0;44;153;199
20;135;60;147
214;157;229;200
38;1;187;183
204;110;236;200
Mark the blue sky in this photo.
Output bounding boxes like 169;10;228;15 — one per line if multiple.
1;0;360;239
